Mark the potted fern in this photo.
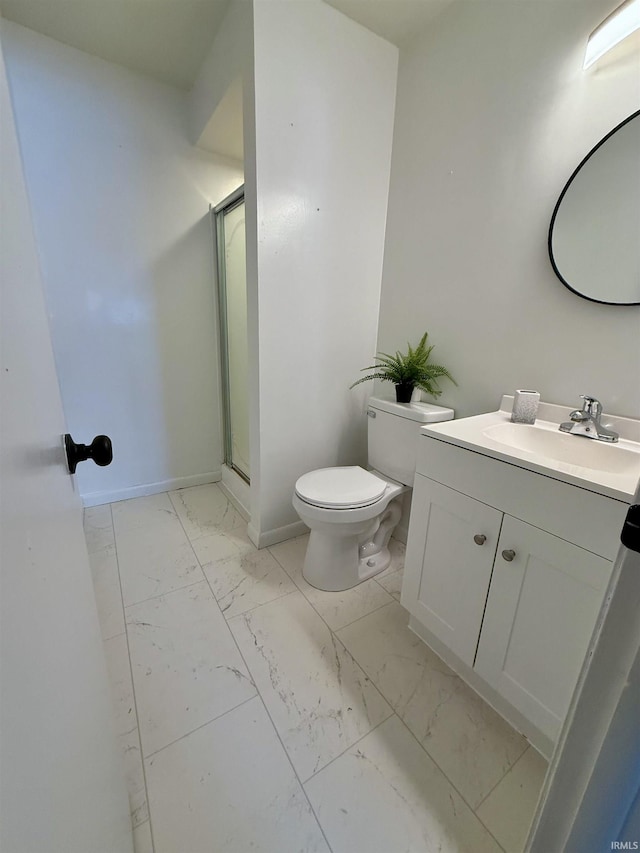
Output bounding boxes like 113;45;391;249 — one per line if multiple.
350;331;456;403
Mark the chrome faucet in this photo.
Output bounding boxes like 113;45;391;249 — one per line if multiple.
559;395;619;442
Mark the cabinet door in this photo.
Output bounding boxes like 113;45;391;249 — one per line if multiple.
474;515;611;742
402;476;502;666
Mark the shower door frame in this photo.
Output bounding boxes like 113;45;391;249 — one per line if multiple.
212;185;249;484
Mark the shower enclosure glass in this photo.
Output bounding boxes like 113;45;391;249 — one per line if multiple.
213;188;250;482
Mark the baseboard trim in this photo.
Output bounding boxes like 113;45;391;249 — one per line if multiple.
82;471;222;507
394;523;408;545
247;519;308;549
219;466;251;522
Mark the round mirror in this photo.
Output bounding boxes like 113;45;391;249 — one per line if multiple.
549;110;640;306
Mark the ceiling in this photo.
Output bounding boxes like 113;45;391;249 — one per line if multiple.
0;0;233;89
325;0;452;46
0;0;453;90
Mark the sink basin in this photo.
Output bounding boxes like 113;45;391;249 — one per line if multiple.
482;422;639;475
422;396;640;501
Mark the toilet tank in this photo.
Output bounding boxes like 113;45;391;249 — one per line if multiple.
367;396;454;485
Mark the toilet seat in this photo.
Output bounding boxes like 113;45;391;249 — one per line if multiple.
295;466;387;510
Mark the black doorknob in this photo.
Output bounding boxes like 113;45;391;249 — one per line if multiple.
621;504;640;554
64;434;113;474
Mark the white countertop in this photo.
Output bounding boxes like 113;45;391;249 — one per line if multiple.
421;396;640;502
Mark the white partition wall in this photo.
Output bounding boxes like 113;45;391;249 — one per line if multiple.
248;0;398;545
2;22;244;506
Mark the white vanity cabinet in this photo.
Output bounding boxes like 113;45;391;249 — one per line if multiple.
402;478;502;668
473;513;609;741
402;433;629;754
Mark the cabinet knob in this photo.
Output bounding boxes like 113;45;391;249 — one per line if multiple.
501;549;516;562
473;534;487;546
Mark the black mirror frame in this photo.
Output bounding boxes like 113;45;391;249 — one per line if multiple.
548;109;640;307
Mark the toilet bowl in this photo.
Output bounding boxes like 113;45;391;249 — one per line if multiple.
293;466;407;591
292;396;455;592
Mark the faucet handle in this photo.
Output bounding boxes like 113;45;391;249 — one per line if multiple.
570;409;590;423
579;395;602;419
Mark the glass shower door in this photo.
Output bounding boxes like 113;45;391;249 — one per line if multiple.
214;188;250;482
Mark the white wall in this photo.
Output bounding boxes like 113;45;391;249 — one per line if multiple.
378;0;640;421
249;0;398;543
2;22;244;504
189;0;255;521
189;0;252;148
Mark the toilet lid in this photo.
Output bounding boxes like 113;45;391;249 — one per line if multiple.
295;466;387;509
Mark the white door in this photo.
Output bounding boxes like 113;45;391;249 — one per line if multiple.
401;476;502;666
528;488;640;852
0;36;132;853
475;515;610;743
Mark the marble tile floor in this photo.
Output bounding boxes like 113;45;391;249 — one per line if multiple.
85;483;548;853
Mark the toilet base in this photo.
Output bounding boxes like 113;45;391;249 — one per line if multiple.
357;545;392;582
301;496;403;592
302;534;391;592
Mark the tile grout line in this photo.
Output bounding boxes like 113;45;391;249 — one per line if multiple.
169;497;336;853
166;493;300;622
124;578;207;611
309;564;514;852
103;630;127;642
135;488;266;764
117;494;207;608
334;598;398;635
324;596;396;633
474;743;533;811
223;522;518;849
246;538;507;840
114;496;512;851
169;486;332;853
210;606;336;853
222;582;397;785
266;544;397;635
315;588;508;836
249;695;335;853
167;486;247;546
392;709;508;853
300;713;394;787
201;533;302;617
109;502;157;853
181;519;333;849
244;545;443;791
143;694;259;761
372;566;404;597
218;582;401;850
111;508;182;540
477;736;530;811
113;490;332;849
219;586;298;621
121;488;262;847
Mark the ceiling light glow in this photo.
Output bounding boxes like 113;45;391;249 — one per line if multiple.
584;0;640;68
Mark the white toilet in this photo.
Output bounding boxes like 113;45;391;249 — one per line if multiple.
292;396;454;591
